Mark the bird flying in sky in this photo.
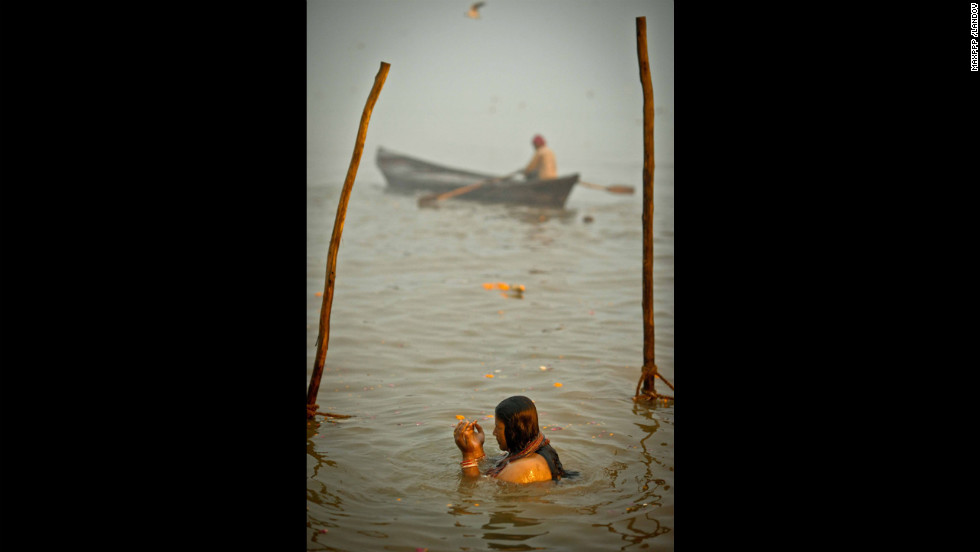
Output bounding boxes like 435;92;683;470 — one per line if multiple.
465;2;485;19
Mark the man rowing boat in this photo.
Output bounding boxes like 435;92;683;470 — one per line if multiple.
520;134;557;181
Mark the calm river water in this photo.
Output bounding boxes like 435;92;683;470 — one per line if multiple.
306;157;674;551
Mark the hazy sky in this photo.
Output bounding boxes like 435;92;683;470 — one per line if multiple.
308;0;674;184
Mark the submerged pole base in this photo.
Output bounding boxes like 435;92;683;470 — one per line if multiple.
633;364;674;403
307;403;353;420
632;392;674;403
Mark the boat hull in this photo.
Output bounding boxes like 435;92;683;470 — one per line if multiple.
377;147;578;208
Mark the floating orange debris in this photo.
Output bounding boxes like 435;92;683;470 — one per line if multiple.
455;415;466;420
315;291;323;297
482;282;525;292
485;374;494;378
554;382;563;387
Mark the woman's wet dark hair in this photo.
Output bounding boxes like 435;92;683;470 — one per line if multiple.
494;395;540;453
494;396;578;481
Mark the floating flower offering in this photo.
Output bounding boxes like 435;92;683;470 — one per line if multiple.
481;282;525;293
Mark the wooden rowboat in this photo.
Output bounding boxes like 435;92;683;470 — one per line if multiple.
376;147;579;208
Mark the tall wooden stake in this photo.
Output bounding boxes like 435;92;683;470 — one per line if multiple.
307;61;390;419
633;17;673;402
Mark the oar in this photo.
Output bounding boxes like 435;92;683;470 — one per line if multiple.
579;181;635;194
418;169;522;207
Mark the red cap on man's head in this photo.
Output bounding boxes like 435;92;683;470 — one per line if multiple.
532;134;546;147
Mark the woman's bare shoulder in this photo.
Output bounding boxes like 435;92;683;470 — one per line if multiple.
495;454;552;483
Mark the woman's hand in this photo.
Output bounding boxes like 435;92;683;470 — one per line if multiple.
454;420;485;458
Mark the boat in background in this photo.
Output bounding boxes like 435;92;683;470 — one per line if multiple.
376;147;579;208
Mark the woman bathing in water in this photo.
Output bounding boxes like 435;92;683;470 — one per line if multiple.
453;395;577;483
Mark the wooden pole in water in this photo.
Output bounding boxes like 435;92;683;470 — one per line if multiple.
633;17;673;402
307;61;391;419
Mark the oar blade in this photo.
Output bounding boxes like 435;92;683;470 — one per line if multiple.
418;194;439;208
579;181;635;194
606;185;635;194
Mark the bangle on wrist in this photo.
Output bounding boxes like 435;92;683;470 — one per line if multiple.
460;455;484;468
